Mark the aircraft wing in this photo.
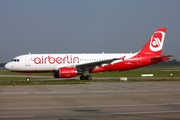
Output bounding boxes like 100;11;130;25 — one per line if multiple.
76;58;122;70
150;55;173;60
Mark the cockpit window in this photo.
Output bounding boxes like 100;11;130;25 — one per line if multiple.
11;59;20;62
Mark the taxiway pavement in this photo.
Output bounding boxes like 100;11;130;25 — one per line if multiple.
0;81;180;120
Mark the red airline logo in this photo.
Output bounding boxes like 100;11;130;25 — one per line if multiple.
34;55;79;64
150;31;165;52
151;32;162;48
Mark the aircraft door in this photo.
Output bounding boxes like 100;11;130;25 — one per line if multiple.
25;56;31;66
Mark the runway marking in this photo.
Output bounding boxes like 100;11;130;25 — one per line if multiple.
0;103;180;110
101;110;180;115
0;115;34;118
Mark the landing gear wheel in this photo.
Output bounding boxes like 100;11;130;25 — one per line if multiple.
85;75;92;80
26;77;30;81
80;75;86;80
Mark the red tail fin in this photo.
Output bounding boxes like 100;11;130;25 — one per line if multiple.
139;28;166;56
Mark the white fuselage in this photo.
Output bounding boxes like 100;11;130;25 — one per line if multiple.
5;53;137;72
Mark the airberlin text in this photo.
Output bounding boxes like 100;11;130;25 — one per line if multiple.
34;55;79;64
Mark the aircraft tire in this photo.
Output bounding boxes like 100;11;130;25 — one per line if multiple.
85;75;92;80
80;75;86;80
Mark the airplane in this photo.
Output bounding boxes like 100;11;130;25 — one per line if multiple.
5;28;172;81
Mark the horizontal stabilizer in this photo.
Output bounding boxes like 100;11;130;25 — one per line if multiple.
150;55;173;60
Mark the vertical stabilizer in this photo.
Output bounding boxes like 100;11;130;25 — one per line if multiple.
138;28;166;56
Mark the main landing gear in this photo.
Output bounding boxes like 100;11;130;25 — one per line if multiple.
80;75;92;80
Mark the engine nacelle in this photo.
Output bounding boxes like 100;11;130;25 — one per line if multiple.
53;68;77;78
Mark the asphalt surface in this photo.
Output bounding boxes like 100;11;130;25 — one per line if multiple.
0;81;180;120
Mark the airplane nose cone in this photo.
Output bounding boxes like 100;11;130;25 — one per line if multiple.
5;63;12;70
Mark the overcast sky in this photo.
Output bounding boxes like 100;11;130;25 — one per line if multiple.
0;0;180;62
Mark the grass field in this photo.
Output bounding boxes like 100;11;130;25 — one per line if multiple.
0;66;180;85
1;66;180;77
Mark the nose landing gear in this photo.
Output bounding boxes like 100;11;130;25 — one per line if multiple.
26;73;31;81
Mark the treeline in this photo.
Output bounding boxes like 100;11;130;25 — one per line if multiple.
0;59;180;67
0;63;6;67
156;59;180;66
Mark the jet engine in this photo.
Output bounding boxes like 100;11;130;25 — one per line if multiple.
53;68;77;78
